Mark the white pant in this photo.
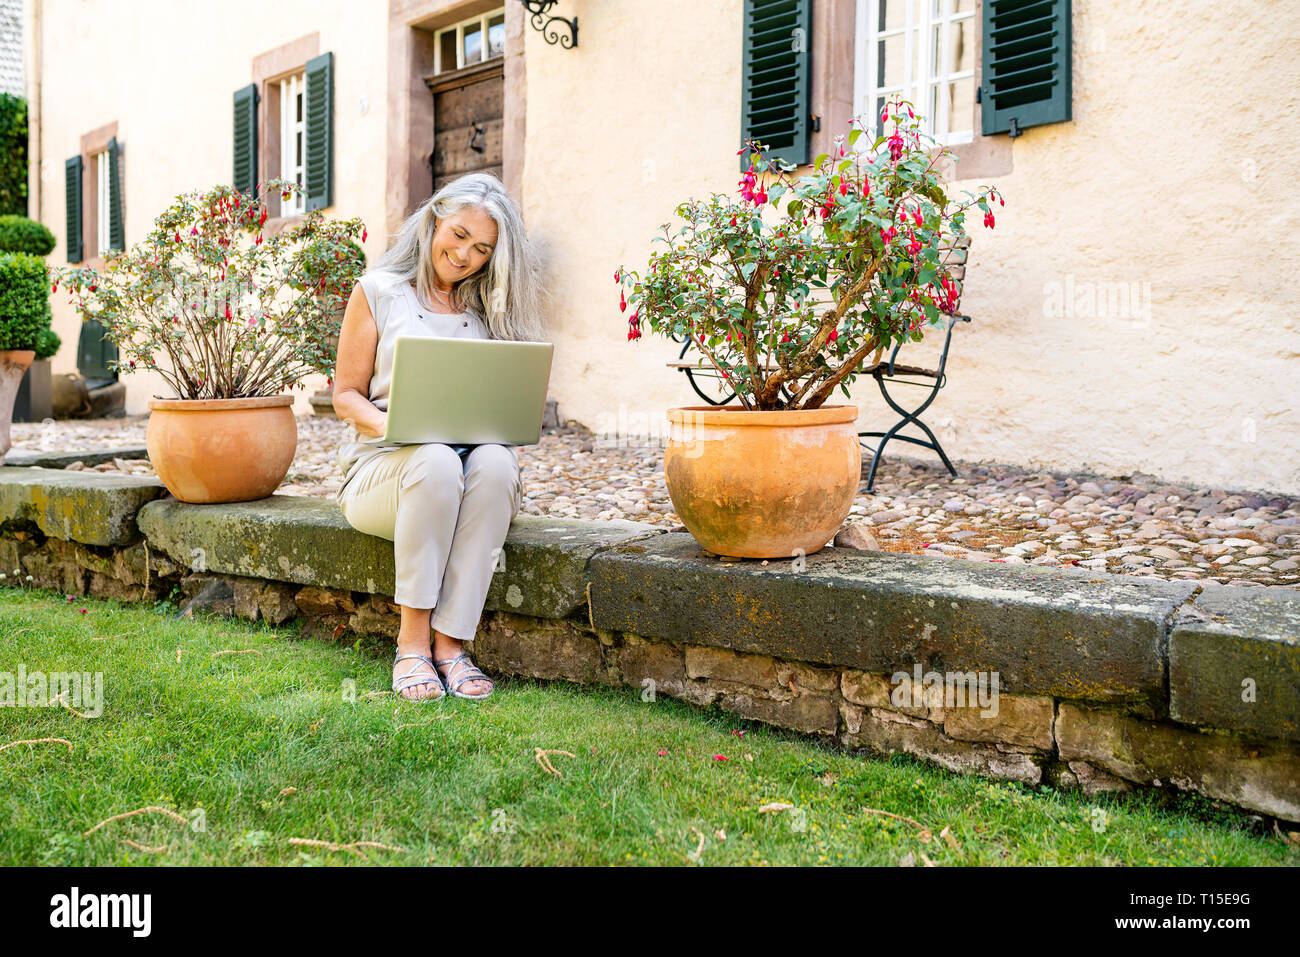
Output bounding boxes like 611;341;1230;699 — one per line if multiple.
337;443;523;640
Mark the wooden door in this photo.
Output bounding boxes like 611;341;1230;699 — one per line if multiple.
425;60;504;195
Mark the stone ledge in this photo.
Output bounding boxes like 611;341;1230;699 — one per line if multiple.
589;533;1195;715
3;446;150;469
1170;584;1300;743
1057;702;1300;821
137;494;664;620
0;467;165;546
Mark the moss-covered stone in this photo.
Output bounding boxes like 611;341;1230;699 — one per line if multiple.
138;496;664;620
1170;584;1300;743
0;467;164;545
590;534;1194;714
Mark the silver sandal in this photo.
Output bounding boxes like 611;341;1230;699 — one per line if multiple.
392;652;446;701
434;652;495;700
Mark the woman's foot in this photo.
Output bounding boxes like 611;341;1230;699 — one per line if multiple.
432;634;493;698
392;652;445;701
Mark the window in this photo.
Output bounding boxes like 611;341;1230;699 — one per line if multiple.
434;8;506;74
855;0;976;146
96;149;112;253
279;71;307;215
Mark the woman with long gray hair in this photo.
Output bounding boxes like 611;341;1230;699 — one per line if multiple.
332;173;549;702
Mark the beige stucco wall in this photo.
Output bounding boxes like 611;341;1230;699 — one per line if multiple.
521;0;1300;495
29;0;388;416
28;0;1300;494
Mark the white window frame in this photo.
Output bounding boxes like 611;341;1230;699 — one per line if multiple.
96;150;110;253
434;7;506;74
279;71;306;216
854;0;976;148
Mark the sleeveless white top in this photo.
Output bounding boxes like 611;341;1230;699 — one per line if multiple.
335;270;491;495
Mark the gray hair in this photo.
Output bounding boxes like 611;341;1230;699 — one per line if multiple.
368;173;548;342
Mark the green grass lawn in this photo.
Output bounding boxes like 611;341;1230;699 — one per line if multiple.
0;586;1295;866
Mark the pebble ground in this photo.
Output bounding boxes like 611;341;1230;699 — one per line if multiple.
11;413;1297;590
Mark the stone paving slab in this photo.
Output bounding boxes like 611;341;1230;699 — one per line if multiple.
2;446;149;468
139;495;664;620
589;533;1197;713
0;466;165;546
1170;584;1300;743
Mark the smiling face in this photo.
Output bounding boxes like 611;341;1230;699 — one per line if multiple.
431;205;498;290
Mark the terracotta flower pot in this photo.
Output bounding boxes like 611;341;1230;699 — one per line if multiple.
0;349;36;464
664;404;861;559
146;395;297;503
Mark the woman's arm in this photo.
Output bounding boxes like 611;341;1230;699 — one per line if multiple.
332;283;387;438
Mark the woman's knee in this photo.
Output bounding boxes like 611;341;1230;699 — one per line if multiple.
400;443;466;494
466;445;520;488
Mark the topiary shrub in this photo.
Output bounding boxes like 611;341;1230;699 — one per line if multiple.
32;325;60;361
0;252;53;351
0;216;56;257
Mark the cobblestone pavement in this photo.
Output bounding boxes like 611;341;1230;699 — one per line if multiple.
10;413;1298;590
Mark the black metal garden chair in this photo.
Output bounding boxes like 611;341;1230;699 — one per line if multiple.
667;237;972;493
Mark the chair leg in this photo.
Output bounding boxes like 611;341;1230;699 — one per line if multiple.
910;417;958;477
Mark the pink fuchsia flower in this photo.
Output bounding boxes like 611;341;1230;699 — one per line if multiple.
657;749;667;756
619;289;626;312
627;310;641;341
827;329;838;344
361;228;368;243
984;210;996;229
614;269;621;283
888;131;905;162
713;754;729;762
732;729;746;736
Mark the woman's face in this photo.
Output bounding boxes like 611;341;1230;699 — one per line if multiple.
432;206;498;288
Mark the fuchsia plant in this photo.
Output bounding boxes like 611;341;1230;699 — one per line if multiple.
616;100;1003;411
51;178;366;400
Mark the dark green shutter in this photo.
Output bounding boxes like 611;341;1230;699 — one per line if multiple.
77;318;118;386
740;0;811;171
304;52;333;212
233;82;259;201
980;0;1072;136
105;137;124;252
65;155;83;262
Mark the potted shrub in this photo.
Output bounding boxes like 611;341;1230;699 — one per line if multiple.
301;238;365;417
0;250;55;462
616;101;1002;559
0;216;57;446
52;179;367;503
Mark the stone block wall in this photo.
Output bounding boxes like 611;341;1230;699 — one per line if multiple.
2;466;1297;823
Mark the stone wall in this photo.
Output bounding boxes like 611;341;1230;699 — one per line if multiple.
2;466;1298;823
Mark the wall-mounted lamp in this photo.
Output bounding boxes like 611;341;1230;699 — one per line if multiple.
519;1;577;49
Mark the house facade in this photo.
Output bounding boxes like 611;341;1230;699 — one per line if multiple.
23;0;1300;494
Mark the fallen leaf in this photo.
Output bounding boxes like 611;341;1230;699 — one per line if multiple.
758;802;795;814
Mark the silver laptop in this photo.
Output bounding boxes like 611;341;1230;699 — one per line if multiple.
361;335;554;447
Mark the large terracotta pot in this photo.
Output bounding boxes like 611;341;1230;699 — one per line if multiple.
146;395;297;503
0;349;36;464
664;404;861;559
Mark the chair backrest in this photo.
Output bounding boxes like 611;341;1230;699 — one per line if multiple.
939;234;971;316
